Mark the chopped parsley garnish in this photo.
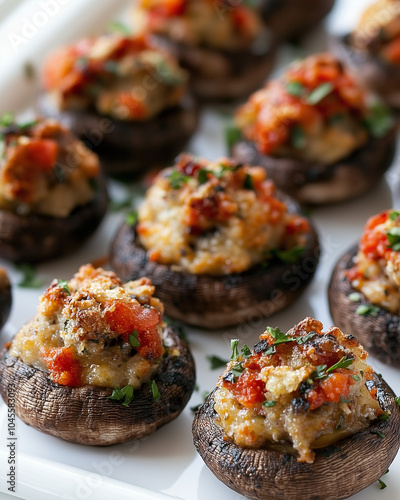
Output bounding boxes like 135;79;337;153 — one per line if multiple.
197;168;211;184
128;331;141;348
108;20;131;34
352;375;361;381
386;226;400;251
19;120;38;129
379;413;390;421
296;331;317;345
243;173;254;190
57;279;70;295
307;82;334;105
356;304;380;317
262;400;277;407
365;101;394;138
269;246;305;264
168;170;191;189
286;81;305;97
231;339;240;361
225;125;242;151
389;210;400;221
16;263;43;289
378;478;387;490
240;344;252;359
150;380;161;401
291;124;306;149
372;430;386;439
313;356;353;381
207;355;229;370
108;385;134;407
125;211;138;227
396;396;400;406
230;363;245;380
0;112;14;127
348;292;361;302
263;327;316;354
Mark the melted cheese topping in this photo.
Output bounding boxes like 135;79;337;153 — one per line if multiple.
215;317;382;463
0;119;99;217
347;209;400;313
134;0;265;51
235;53;369;163
10;265;165;388
43;34;187;120
137;154;311;275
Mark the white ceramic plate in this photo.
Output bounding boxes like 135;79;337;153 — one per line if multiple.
0;1;399;499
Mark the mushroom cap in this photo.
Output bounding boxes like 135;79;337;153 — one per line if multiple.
151;35;277;101
0;173;108;263
192;378;400;500
260;0;335;41
0;266;11;330
329;244;400;366
110;195;319;329
0;324;196;445
232;126;397;205
38;94;199;177
333;34;400;109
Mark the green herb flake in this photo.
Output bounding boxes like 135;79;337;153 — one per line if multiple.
197;168;211;184
286;81;305;97
168;170;191;189
150;380;161;401
356;304;380;317
128;330;141;349
207;355;229;370
19;120;38;129
230;362;244;379
348;292;361;302
240;345;252;359
57;279;70;295
125;211;138;227
243;173;254;190
386;226;400;251
225;126;242;151
379;413;390;421
231;339;240;361
372;430;386;439
108;385;134;407
396;396;400;406
262;400;277;407
378;479;387;490
296;331;317;345
326;356;353;374
365;101;394;138
271;246;305;264
307;82;334;105
389;210;400;221
108;20;131;35
16;263;43;289
291;124;306;149
352;375;361;381
0;112;14;127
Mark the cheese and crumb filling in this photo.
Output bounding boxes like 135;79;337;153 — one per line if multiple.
352;0;400;64
137;154;311;275
0;118;99;218
235;53;381;164
346;209;400;314
215;317;383;463
133;0;265;51
10;264;166;389
43;33;187;120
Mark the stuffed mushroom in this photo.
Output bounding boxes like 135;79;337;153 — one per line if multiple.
0;264;196;445
192;317;400;500
329;209;400;366
110;154;319;329
334;0;400;109
231;53;396;205
132;0;277;101
39;32;198;176
0;116;108;262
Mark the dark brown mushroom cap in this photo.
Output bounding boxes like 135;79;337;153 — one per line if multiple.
109;200;319;329
260;0;335;41
193;378;400;500
0;173;108;263
0;324;196;445
329;245;400;366
151;35;277;102
38;94;199;177
333;34;400;109
232;125;397;205
0;266;11;330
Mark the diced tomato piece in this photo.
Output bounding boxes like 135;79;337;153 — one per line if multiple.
320;372;351;403
383;37;400;63
104;299;164;361
41;347;81;387
223;370;265;408
23;139;59;171
117;93;147;119
307;387;326;410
